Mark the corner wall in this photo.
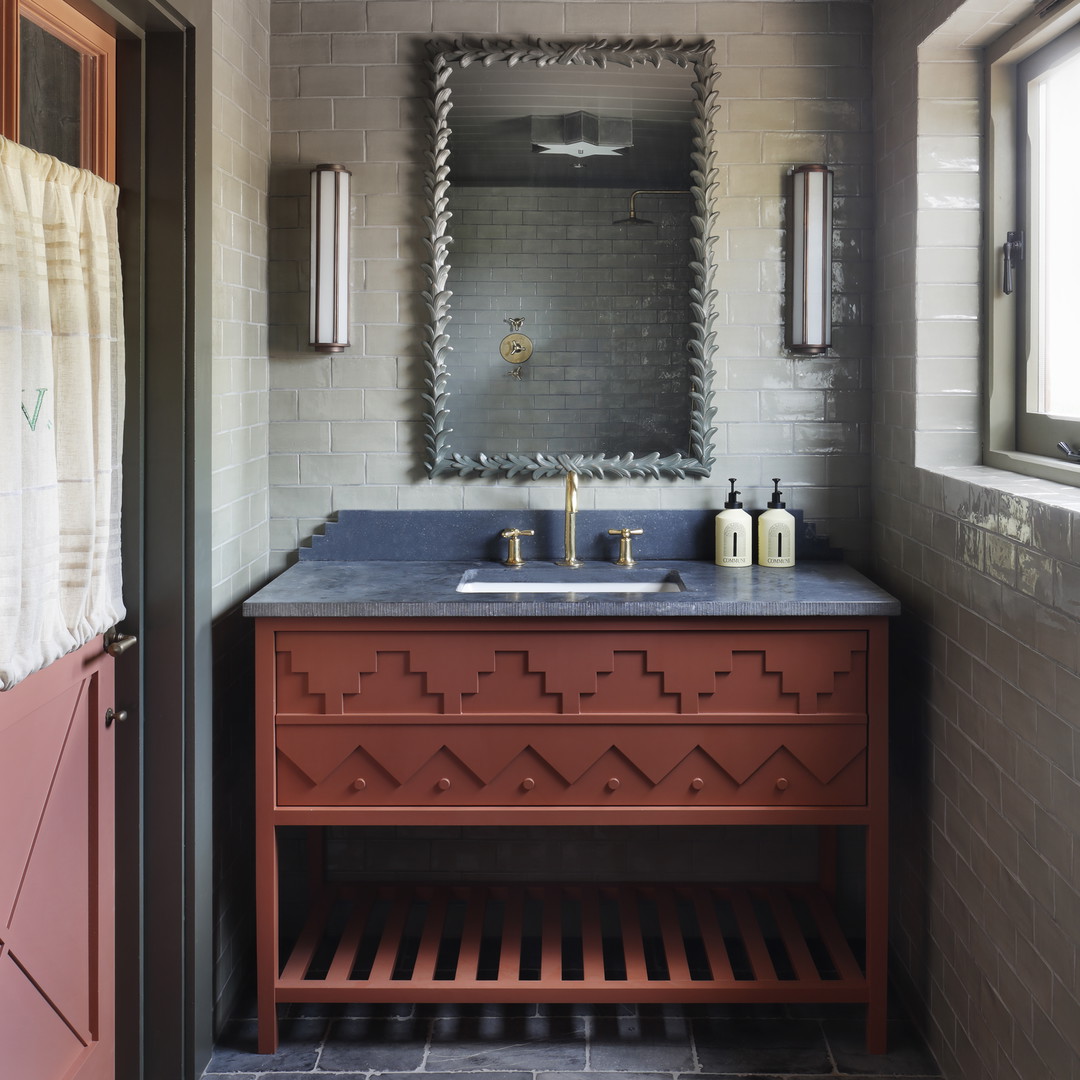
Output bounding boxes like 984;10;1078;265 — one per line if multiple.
211;0;272;1033
873;1;1080;1077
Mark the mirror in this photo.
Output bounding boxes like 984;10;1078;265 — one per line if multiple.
422;39;721;479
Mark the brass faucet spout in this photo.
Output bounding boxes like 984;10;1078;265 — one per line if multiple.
556;471;583;568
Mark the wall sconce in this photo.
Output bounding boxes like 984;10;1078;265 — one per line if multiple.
789;164;833;355
309;163;351;352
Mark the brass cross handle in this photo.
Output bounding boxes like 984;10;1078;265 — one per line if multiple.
608;527;644;567
500;528;535;567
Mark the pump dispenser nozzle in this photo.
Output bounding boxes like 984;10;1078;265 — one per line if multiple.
767;478;785;509
724;477;743;509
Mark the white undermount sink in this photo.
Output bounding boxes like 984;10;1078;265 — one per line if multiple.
456;567;686;595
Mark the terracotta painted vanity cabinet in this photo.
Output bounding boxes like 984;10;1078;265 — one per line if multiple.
255;616;889;1053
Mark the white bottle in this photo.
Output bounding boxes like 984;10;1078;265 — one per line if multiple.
715;478;752;567
757;478;795;567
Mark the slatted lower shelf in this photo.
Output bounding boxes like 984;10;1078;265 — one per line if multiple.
275;882;867;1004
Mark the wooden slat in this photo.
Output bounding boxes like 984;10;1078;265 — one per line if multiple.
689;886;735;982
280;896;331;981
497;887;524;982
616;886;649;983
799;886;864;984
326;892;375;984
412;888;450;982
727;887;777;981
454;887;488;981
540;887;563;984
367;886;414;983
762;887;819;983
579;886;606;983
653;887;692;983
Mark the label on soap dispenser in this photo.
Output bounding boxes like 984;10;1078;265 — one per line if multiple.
716;512;752;566
761;520;794;566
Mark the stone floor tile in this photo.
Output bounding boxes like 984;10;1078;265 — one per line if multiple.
204;1017;326;1073
693;1017;833;1075
542;1074;674;1080
589;1014;696;1072
317;1015;429;1072
825;1018;942;1076
426;1013;587;1072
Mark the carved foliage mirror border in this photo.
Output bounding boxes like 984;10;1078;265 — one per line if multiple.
422;38;720;480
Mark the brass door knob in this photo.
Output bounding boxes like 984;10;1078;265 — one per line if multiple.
437;777;452;791
775;777;789;791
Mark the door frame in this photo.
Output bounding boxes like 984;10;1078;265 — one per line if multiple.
106;0;215;1077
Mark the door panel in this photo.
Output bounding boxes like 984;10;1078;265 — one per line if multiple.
0;637;115;1080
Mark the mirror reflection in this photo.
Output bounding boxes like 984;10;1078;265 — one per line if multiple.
423;40;719;479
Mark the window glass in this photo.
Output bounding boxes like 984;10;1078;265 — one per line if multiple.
1024;39;1080;419
19;14;83;168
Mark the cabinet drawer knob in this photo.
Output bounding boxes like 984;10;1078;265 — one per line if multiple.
690;777;705;791
606;777;621;791
775;777;789;791
437;777;452;791
352;778;367;791
521;777;536;791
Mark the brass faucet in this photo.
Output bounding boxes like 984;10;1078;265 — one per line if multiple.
556;471;583;568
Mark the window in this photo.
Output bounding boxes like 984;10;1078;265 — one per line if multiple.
1;0;116;181
987;7;1080;479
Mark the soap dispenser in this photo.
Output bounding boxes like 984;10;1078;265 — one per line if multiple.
757;478;796;567
715;478;752;567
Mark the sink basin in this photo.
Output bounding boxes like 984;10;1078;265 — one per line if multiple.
456;567;686;595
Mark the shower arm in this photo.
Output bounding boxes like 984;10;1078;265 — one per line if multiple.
616;189;691;223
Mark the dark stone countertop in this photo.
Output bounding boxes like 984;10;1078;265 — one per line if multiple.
242;559;900;619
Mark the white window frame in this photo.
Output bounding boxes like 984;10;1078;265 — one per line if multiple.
986;1;1080;485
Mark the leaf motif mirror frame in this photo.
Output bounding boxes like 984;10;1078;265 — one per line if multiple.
422;38;720;480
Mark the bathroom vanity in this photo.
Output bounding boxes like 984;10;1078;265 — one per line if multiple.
245;540;898;1055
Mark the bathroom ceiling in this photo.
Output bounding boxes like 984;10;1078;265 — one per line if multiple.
448;61;695;188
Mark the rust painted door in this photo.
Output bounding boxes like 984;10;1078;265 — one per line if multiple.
1;1;121;1076
0;638;115;1080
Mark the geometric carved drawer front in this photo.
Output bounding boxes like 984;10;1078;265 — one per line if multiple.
275;720;867;808
274;629;867;719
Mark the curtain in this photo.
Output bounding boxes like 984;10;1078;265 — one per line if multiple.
0;135;125;690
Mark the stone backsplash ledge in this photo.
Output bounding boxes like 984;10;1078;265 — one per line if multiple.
300;509;837;564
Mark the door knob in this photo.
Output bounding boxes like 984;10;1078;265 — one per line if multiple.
775;777;789;791
437;777;452;791
105;708;128;727
104;628;137;657
606;777;621;791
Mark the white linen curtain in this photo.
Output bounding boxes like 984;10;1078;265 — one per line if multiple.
0;135;125;690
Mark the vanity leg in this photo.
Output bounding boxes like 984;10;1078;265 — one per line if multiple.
256;825;280;1054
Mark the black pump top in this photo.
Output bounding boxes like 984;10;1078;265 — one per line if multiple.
724;477;743;509
767;478;786;509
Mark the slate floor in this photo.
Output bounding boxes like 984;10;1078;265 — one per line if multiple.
202;1001;942;1079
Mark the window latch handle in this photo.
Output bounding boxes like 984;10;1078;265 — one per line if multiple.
1003;231;1024;295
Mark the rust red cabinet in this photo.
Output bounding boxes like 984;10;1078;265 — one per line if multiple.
255;617;889;1054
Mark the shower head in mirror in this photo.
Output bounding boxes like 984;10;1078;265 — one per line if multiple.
612;189;689;225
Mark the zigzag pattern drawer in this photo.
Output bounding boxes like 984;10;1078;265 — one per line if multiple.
271;625;868;810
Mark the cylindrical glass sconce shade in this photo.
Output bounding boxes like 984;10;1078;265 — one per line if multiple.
789;164;833;355
309;163;351;352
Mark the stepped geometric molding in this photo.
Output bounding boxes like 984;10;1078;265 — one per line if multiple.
273;627;869;808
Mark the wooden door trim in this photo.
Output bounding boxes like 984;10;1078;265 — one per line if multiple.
0;0;116;180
